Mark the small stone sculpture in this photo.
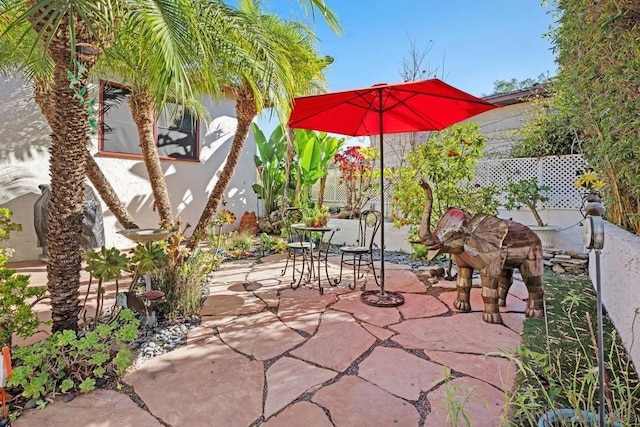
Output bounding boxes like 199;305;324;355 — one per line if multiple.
34;182;105;257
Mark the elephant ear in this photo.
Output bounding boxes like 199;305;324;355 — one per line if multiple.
462;214;509;264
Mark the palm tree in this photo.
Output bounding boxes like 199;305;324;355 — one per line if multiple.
1;0;339;332
1;0;209;331
189;0;336;245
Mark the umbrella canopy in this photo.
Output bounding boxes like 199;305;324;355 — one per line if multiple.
288;79;500;306
289;79;498;136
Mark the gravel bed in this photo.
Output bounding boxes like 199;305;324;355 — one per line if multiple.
131;315;202;366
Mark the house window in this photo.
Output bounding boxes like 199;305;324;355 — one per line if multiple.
99;81;199;161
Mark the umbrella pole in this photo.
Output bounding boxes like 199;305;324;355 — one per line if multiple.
379;108;386;296
360;89;404;308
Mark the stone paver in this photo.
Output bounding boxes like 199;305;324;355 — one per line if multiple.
291;310;376;371
364;269;428;293
13;256;528;427
218;310;306;360
502;311;527;334
278;287;337;319
358;346;444;400
390;313;521;354
125;335;264;427
361;322;394;341
13;389;162;427
279;311;322;335
312;375;420;427
425;376;505;427
200;293;266;316
264;356;337;417
262;402;333;427
399;293;450;319
331;292;401;327
426;351;516;390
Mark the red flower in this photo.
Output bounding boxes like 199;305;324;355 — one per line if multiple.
448;150;458;157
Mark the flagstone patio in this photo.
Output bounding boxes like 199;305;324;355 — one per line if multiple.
12;254;527;426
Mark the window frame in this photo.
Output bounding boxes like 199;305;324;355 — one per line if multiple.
98;80;201;162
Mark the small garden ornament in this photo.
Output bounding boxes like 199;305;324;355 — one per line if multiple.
0;347;12;420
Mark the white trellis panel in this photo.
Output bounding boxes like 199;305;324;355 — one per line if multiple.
473;154;586;209
314;154;586;210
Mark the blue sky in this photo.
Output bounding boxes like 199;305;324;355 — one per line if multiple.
265;0;557;97
255;1;557;139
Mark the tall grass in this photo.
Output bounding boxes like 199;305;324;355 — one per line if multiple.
499;273;640;426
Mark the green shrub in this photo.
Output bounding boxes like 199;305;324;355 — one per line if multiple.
388;123;499;235
0;209;47;348
7;309;139;401
154;248;219;318
259;233;287;254
225;231;254;252
503;178;550;227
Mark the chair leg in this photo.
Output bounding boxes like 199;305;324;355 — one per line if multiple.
334;252;345;285
281;250;291;277
351;254;358;290
368;252;380;286
291;250;298;283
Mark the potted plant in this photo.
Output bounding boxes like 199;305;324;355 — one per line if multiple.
503;177;557;247
303;205;330;228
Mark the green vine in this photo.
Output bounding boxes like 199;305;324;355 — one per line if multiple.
68;59;99;135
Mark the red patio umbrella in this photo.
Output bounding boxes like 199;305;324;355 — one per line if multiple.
288;79;500;306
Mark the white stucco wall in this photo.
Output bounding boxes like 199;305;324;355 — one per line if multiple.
589;221;640;373
497;208;586;253
464;102;534;158
0;75;257;262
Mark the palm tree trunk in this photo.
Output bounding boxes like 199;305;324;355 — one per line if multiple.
34;79;138;230
282;128;296;211
188;83;257;248
84;153;138;229
128;92;174;228
45;47;97;333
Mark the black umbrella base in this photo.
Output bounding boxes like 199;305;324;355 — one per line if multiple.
360;290;405;307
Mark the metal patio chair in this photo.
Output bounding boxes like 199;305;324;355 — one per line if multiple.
280;207;314;283
333;210;382;289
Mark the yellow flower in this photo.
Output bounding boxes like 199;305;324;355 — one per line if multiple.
574;170;606;190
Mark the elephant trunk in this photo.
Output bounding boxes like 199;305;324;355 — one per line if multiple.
412;179;439;247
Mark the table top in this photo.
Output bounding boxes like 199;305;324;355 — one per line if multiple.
291;223;337;233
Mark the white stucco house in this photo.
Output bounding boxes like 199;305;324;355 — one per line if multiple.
0;74;258;262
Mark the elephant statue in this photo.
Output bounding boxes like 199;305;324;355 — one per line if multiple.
413;180;544;324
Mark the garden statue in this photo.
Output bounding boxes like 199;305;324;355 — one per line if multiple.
34;182;105;258
413;179;544;324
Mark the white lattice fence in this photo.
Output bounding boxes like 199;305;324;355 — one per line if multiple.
473;154;586;209
314;154;586;210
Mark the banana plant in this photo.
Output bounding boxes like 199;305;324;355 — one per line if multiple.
292;130;345;206
252;123;287;215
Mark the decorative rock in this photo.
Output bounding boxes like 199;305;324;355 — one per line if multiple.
560;258;588;266
237;211;259;236
565;250;589;260
429;266;445;277
552;263;566;274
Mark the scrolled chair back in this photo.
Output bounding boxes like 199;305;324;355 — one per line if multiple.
358;210;382;250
